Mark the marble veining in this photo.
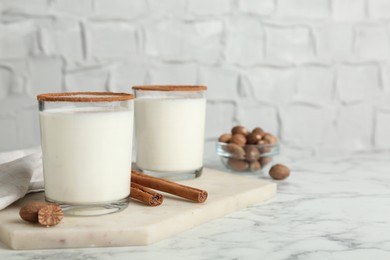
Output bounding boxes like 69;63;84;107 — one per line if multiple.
1;153;390;259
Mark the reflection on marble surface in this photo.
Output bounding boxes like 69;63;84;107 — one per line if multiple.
2;153;390;259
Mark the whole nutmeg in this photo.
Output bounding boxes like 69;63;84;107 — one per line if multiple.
248;160;261;172
224;143;245;158
245;146;260;161
19;201;49;223
257;140;271;153
227;158;249;171
247;132;263;144
218;133;232;143
259;156;272;167
269;164;290;180
263;133;277;145
252;127;265;136
231;126;250;136
229;134;247;146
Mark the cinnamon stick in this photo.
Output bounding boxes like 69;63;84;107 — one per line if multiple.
131;171;208;203
130;182;163;206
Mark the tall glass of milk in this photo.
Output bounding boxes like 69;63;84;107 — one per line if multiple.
37;92;134;216
132;85;207;180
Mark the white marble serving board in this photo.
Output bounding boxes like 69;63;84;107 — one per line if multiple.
0;168;276;250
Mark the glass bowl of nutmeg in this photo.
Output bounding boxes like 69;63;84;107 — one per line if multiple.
216;126;280;174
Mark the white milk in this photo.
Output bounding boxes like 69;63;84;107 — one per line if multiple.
135;98;206;173
40;107;133;204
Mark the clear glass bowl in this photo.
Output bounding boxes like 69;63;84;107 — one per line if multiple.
216;142;280;174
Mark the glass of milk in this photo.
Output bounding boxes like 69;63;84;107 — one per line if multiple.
132;85;207;180
37;92;134;216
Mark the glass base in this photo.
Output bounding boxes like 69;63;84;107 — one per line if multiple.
46;197;129;217
136;166;203;181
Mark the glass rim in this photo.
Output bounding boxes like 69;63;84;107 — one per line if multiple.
132;85;207;92
37;92;134;102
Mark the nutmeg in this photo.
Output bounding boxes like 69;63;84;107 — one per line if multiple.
263;133;277;145
227;158;249;171
269;164;290;180
257;140;271;153
231;126;250;136
20;201;64;227
218;125;280;174
252;127;265;136
248;160;261;172
38;204;64;227
218;133;232;143
224;143;245;158
247;132;262;144
245;146;260;161
19;201;49;223
229;134;247;146
259;156;272;166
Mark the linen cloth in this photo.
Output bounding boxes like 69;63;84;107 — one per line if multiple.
0;147;44;210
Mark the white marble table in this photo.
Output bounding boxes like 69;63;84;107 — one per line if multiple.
1;152;390;259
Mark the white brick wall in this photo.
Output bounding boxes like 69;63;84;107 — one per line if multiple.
0;21;36;59
188;0;230;16
277;0;330;19
265;25;313;63
315;23;354;60
146;19;223;63
28;56;63;95
0;67;11;98
225;16;264;65
296;65;334;105
332;0;366;21
88;22;138;60
1;0;390;156
40;20;84;63
238;0;275;16
94;0;147;19
337;64;380;103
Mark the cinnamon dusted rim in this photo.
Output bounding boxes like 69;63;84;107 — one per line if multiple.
132;85;207;91
37;92;134;102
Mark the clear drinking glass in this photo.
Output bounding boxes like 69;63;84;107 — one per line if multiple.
37;92;134;216
132;85;207;180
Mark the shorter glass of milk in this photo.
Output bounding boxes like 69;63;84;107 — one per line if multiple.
132;85;207;180
37;92;134;216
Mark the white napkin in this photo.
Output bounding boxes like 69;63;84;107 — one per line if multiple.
0;148;44;210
